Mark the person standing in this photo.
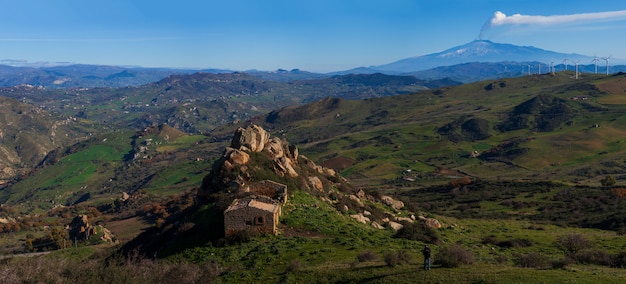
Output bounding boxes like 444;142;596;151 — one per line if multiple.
422;245;431;270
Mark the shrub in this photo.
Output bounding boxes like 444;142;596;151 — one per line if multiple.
600;175;616;187
498;238;533;248
612;251;626;268
286;259;302;273
482;236;533;248
481;235;499;246
514;252;551;269
394;221;441;244
435;244;474;268
556;233;592;256
397;250;413;264
383;250;412;267
495;254;508;264
573;249;613;266
551;257;574;269
225;229;253;245
357;250;379;262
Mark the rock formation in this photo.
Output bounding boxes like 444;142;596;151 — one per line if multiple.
198;124;328;200
197;124;443;235
69;214;116;243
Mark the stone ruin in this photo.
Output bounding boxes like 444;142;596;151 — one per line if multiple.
69;214;116;243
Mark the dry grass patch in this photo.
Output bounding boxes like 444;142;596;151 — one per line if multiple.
596;77;626;104
105;216;151;242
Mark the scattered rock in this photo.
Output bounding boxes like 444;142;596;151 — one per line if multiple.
396;216;414;223
349;194;365;207
356;189;366;198
371;221;384;229
350;213;370;224
381;195;404;210
423;218;442;229
388;221;404;231
307;176;323;191
121;192;130;202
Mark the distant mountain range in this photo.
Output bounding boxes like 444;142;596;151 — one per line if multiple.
2;40;626;87
344;40;626;74
0;64;199;88
328;40;626;82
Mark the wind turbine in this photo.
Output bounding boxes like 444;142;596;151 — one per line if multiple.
573;60;580;79
591;55;599;74
550;61;555;75
562;59;569;71
601;55;611;75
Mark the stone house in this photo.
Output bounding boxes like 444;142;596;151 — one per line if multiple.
224;195;281;237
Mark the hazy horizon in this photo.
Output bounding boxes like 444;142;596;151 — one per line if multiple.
1;0;626;72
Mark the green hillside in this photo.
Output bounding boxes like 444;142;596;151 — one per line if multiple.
252;72;626;187
0;125;222;213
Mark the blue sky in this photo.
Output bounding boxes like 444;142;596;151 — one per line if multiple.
1;0;626;72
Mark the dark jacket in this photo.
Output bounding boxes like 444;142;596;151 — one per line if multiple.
422;247;431;258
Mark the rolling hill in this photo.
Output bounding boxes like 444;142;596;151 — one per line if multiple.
0;64;203;88
1;70;626;283
0;72;454;134
0;96;93;185
248;71;626;187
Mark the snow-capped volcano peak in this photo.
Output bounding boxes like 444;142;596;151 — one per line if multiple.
372;40;593;73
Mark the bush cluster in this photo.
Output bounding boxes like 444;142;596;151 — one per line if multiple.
434;244;474;268
482;235;533;248
356;250;379;262
394;221;441;244
513;252;551;269
0;253;222;284
383;250;412;267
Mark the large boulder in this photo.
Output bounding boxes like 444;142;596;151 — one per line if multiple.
224;147;250;166
424;218;442;229
388;221;404;231
231;125;270;152
381;195;404;210
265;137;285;158
307;176;324;192
350;213;370;224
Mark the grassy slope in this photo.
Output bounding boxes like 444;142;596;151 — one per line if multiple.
1;128;219;213
155;187;626;283
250;72;626;187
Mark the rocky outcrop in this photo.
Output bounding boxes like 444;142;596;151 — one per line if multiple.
69;215;115;243
197;124;443;236
198;125;335;201
231;124;270;152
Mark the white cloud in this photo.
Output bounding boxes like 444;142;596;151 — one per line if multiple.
480;10;626;39
489;10;626;26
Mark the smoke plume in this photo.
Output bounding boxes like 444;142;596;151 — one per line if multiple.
479;10;626;39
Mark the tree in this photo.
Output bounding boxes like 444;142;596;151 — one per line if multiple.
600;175;616;187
